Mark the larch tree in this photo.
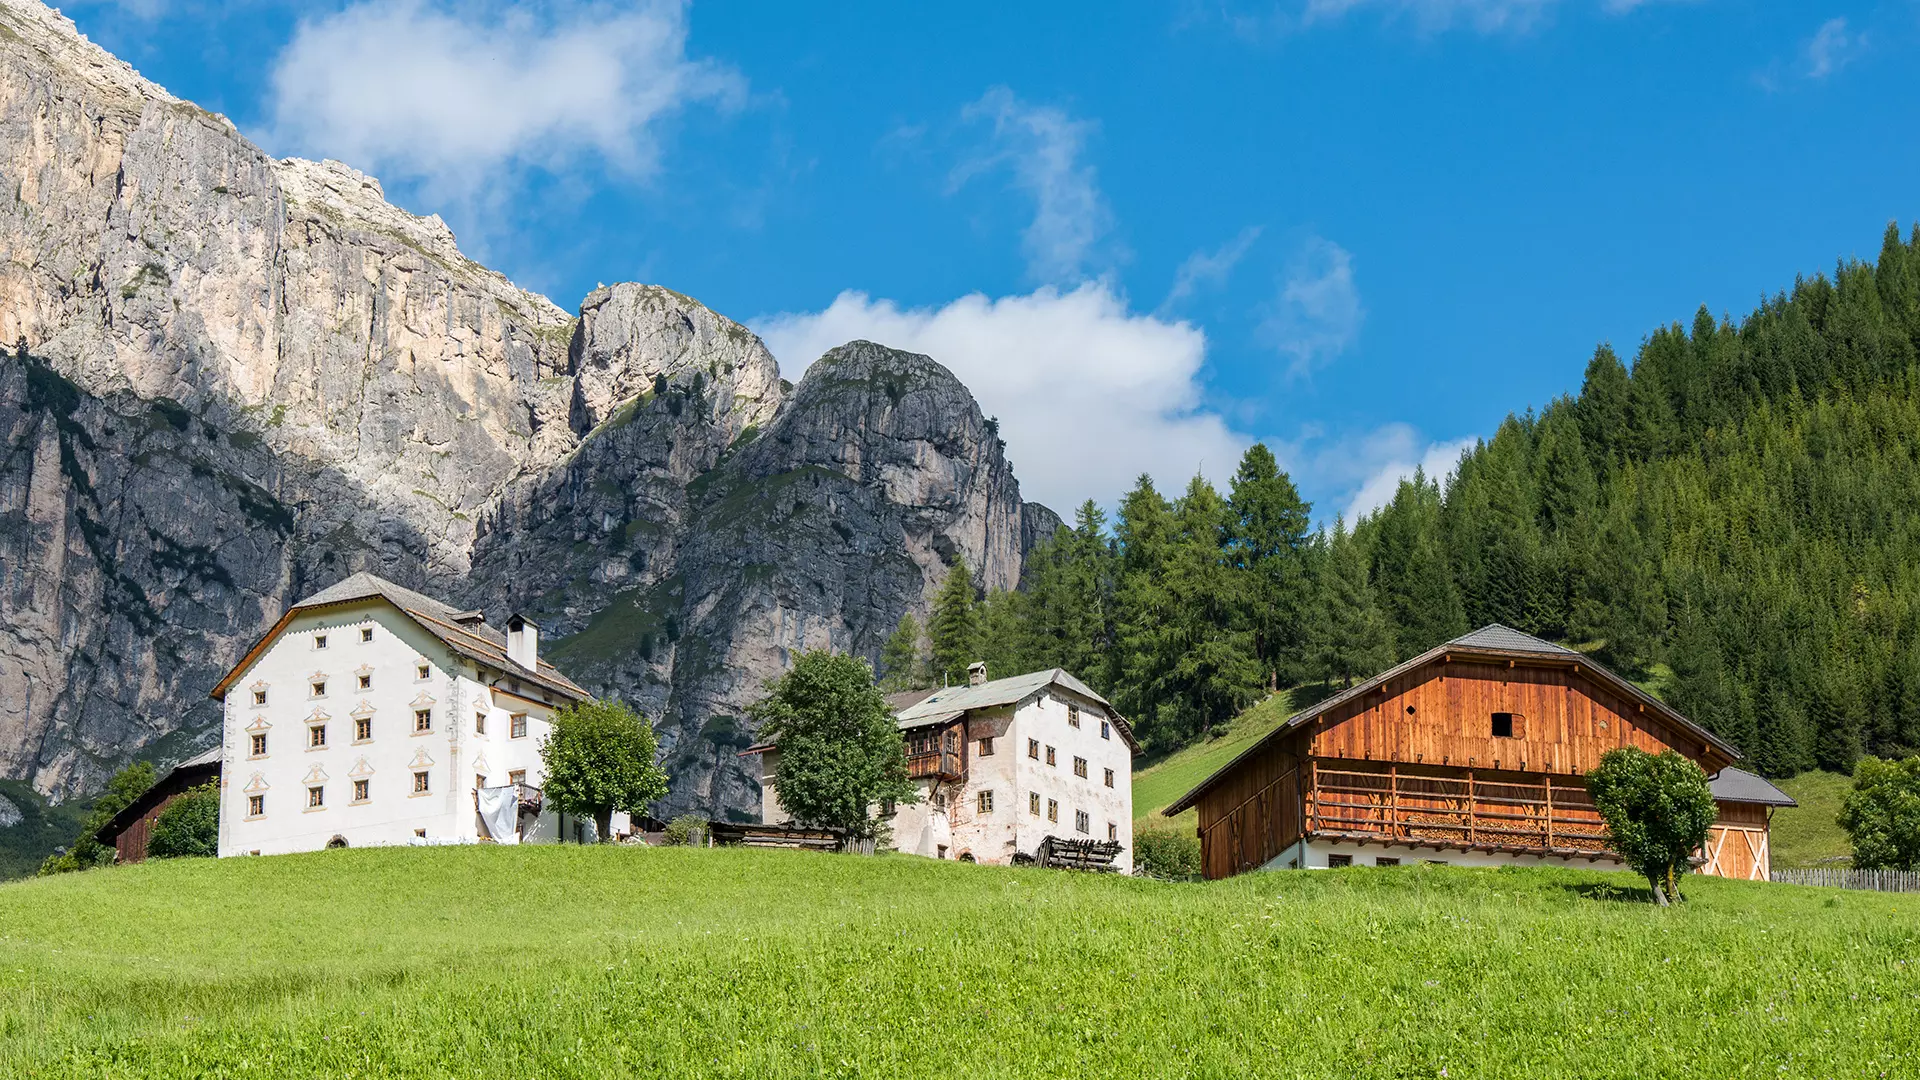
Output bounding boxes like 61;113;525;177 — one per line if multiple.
879;611;928;692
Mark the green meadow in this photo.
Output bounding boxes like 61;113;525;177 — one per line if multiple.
2;846;1916;1078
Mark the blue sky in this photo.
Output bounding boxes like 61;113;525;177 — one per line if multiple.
67;0;1920;520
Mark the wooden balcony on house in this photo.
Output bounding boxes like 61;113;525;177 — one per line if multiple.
1306;762;1617;860
906;750;964;782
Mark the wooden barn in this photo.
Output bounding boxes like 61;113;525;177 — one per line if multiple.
93;748;222;864
1164;625;1795;881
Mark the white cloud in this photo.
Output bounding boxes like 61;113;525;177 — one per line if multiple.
755;282;1247;511
1261;236;1363;376
266;0;742;198
954;87;1114;284
1803;17;1864;80
1302;0;1556;33
1310;426;1476;523
1163;226;1263;311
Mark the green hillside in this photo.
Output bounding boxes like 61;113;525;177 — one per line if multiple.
1131;690;1300;834
4;846;1914;1078
1769;770;1857;868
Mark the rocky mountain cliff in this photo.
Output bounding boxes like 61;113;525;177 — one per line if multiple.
0;0;1051;817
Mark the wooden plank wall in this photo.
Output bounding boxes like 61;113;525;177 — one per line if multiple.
1310;661;1724;776
1195;735;1303;880
1703;801;1770;881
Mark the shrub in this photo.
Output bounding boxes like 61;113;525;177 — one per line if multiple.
1134;828;1201;881
662;814;708;847
1586;747;1717;905
147;783;219;859
1838;756;1920;870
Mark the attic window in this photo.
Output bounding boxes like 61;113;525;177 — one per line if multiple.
253;689;268;707
310;680;326;698
1068;704;1081;728
315;634;328;650
358;674;372;691
1491;712;1517;738
416;663;431;681
361;627;374;643
1100;720;1111;740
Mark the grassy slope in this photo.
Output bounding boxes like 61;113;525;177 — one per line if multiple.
1132;692;1300;836
2;847;1915;1079
1768;770;1856;868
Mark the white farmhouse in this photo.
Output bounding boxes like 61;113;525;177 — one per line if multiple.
209;572;618;856
750;664;1139;871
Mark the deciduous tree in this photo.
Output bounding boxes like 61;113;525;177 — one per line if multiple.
539;699;669;842
1586;748;1717;905
749;650;916;838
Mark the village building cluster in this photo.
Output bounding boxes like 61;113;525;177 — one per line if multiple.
101;574;1791;883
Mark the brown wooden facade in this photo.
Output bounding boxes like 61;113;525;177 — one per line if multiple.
1168;627;1784;882
94;750;221;864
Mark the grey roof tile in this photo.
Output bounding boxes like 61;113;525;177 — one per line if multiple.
1709;766;1798;806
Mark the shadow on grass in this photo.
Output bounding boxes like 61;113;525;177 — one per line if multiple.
1555;880;1659;905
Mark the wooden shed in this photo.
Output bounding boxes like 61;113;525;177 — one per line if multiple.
93;748;221;864
1164;625;1795;881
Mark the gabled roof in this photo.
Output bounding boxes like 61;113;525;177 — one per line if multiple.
209;571;587;703
1709;766;1797;807
1162;624;1742;816
895;668;1139;751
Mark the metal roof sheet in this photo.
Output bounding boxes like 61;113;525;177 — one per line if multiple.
1710;766;1798;806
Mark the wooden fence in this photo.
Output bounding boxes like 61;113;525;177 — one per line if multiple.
1771;867;1920;893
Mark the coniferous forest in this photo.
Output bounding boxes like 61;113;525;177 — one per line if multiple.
886;223;1920;778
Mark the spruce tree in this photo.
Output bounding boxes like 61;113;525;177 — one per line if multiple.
1226;443;1313;688
879;612;928;692
1308;519;1394;688
928;557;981;687
1166;475;1264;739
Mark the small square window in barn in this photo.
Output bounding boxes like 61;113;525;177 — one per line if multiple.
977;790;994;814
1491;712;1516;738
1327;854;1353;868
1074;810;1089;834
978;737;994;756
1029;792;1041;816
1375;857;1400;867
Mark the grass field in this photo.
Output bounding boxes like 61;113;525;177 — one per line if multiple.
3;846;1916;1078
1132;691;1302;838
1769;770;1857;868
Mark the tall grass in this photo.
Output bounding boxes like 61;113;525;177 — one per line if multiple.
2;846;1915;1078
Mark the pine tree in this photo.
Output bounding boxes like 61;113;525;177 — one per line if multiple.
1309;519;1394;688
1368;470;1465;658
1165;475;1264;739
1576;343;1632;474
1111;476;1178;747
878;612;928;692
1226;443;1314;688
928;557;981;687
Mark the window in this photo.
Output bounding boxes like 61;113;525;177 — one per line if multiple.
352;779;369;803
1492;711;1516;738
1074;809;1089;834
880;798;897;817
1107;822;1117;842
508;769;526;786
1100;720;1111;740
978;737;994;756
310;680;326;698
1029;791;1041;815
252;689;267;707
1073;756;1088;778
314;634;328;650
361;627;374;643
1068;704;1081;728
247;794;264;817
416;663;430;680
307;785;325;808
308;723;327;748
414;709;432;733
1046;798;1058;823
249;732;268;757
1376;857;1400;867
1045;746;1056;767
475;712;487;736
1328;854;1353;868
933;790;948;811
510;714;527;739
354;717;372;742
357;674;372;691
413;771;430;794
1103;768;1115;789
977;790;994;814
1026;738;1039;759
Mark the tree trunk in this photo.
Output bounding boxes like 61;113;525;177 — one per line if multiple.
595;807;614;844
1667;864;1684;903
1647;871;1669;907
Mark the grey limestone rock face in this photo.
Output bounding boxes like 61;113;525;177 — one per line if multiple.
0;0;1055;818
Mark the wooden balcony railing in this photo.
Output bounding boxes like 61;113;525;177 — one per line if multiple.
1306;764;1615;858
906;750;963;782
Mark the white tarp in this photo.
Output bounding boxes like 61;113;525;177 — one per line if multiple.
477;785;520;845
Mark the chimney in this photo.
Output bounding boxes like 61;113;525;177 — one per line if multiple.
967;661;987;687
507;614;539;670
